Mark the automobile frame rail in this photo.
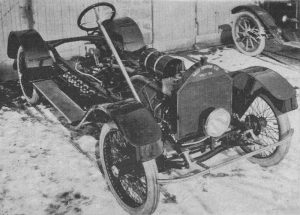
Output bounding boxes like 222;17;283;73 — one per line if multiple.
157;129;294;184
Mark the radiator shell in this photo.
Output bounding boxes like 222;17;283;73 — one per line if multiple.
177;64;232;140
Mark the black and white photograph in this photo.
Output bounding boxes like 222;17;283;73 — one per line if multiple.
0;0;299;214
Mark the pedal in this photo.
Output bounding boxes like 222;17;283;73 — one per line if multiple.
181;151;193;168
33;80;86;123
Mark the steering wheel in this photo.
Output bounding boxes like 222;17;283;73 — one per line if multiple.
77;2;116;32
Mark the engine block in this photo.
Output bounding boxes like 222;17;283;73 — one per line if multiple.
61;72;96;96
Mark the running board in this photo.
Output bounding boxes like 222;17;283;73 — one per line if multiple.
33;80;86;123
283;41;300;49
158;129;294;184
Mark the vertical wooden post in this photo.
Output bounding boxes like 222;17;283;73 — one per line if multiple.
24;0;34;29
296;0;300;29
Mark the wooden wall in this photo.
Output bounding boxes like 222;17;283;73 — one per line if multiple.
0;0;256;81
0;0;29;61
32;0;152;57
0;0;257;57
152;0;195;51
31;0;152;40
196;0;253;43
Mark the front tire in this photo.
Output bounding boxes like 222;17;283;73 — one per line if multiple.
98;123;160;214
239;93;291;167
232;11;266;56
17;46;40;105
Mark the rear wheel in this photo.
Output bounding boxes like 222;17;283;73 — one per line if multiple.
99;123;160;214
17;46;40;105
239;94;291;167
232;11;266;56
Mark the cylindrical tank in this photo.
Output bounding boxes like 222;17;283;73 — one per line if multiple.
140;48;183;78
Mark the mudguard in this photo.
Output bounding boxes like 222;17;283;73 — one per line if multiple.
231;5;283;43
103;99;163;161
7;29;53;68
232;67;298;116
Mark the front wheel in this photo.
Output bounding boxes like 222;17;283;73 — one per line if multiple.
232;11;266;56
238;93;291;167
98;123;160;214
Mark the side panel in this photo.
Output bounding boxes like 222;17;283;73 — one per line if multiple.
7;29;53;68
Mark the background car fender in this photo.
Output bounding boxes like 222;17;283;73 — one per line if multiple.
231;66;298;116
232;5;276;29
7;29;53;68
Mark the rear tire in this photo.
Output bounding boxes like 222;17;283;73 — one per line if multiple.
99;123;160;214
17;46;40;105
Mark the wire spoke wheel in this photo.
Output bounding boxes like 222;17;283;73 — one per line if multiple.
105;129;147;207
99;123;159;214
241;96;278;157
17;46;39;104
238;94;291;167
232;11;266;56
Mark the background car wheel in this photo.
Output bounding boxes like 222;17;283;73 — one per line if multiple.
17;46;40;105
238;93;291;167
232;11;266;56
99;123;160;215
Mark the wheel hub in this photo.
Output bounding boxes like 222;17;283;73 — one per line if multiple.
242;30;250;37
111;165;119;178
245;114;267;136
258;117;267;129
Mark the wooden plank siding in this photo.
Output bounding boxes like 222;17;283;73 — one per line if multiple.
0;0;28;61
0;0;257;66
196;0;253;43
152;0;196;51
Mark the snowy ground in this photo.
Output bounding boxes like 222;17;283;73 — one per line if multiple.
0;48;299;215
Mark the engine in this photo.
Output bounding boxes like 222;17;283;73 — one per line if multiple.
57;47;127;105
138;48;233;140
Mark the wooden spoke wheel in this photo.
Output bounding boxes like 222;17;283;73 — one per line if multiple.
232;11;266;56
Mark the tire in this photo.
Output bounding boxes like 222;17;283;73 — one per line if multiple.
238;93;291;167
17;46;40;105
232;11;266;56
98;123;160;215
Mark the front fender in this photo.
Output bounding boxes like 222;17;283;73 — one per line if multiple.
101;99;163;161
232;67;298;115
7;29;53;68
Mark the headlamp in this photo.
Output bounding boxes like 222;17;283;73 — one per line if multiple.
204;108;231;137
